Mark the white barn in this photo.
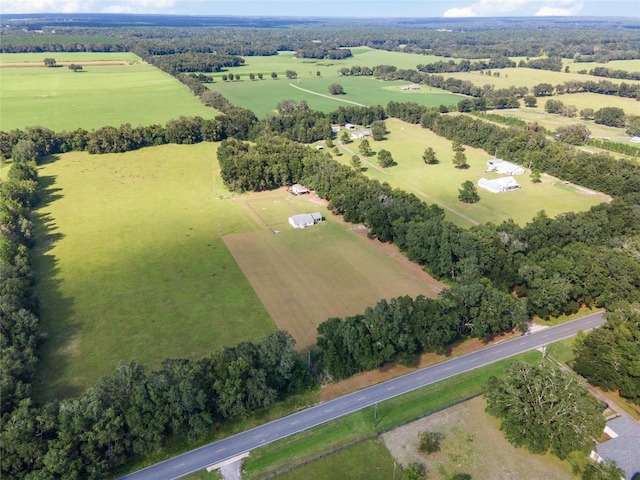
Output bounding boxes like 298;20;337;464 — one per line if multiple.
289;213;323;229
478;176;520;193
486;159;525;175
290;184;310;195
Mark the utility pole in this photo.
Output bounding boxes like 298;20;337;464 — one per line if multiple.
374;402;378;426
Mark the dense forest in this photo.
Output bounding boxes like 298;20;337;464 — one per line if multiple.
2;15;640;478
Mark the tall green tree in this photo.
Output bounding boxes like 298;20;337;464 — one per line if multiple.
485;361;604;459
422;147;438;164
359;139;371;156
458;181;480;203
377;149;394;167
573;303;640;404
452;151;468;169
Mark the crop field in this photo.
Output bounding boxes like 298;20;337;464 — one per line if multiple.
382;396;574;480
223;189;445;350
335;119;610;227
0;52;217;131
33;143;274;400
206;48;463;116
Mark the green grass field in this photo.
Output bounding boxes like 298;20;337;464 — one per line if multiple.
206;48;463;116
0;53;217;131
0;52;142;64
33;143;274;400
488;107;633;142
444;67;640;90
335;119;609;227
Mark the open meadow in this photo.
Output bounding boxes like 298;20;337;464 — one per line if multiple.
0;52;217;131
223;189;444;350
487;107;634;143
382;396;575;480
33;143;273;400
206;48;463;116
335;118;610;227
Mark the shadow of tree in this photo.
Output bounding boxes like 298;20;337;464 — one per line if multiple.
31;168;82;401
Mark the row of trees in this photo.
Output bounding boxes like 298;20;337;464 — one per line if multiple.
2;332;313;479
318;286;526;380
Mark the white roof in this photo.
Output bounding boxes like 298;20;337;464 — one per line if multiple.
289;213;322;228
478;176;520;193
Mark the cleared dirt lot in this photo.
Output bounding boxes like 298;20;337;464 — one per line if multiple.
382;396;575;480
223;189;445;350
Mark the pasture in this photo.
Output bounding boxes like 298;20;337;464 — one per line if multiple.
382;396;575;480
224;189;444;350
0;52;217;131
206;48;463;116
489;107;633;143
33;143;273;400
335;119;610;227
444;67;640;90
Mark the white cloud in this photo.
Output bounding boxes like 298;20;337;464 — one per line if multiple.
442;0;583;17
2;0;96;13
535;2;583;16
1;0;176;13
443;7;478;17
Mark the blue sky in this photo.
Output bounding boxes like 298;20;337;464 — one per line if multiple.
2;0;639;18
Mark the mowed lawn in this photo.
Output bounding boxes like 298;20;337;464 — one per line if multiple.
207;48;463;116
0;52;217;131
336;119;610;227
223;189;445;350
33;143;274;400
382;396;575;480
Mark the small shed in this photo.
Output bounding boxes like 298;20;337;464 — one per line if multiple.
345;123;357;130
486;159;525;175
288;213;323;229
478;176;520;193
291;184;310;195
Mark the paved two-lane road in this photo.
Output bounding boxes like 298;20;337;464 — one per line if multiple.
120;312;606;480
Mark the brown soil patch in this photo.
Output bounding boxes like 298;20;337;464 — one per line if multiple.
381;396;574;480
223;188;445;351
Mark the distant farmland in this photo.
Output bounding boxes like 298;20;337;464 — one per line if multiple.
206;48;464;117
0;52;217;131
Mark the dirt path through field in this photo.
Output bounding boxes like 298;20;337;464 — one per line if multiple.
288;82;367;106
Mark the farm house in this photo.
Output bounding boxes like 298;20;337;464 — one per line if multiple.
288;213;323;229
478;176;520;193
486;159;525;175
351;129;372;139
